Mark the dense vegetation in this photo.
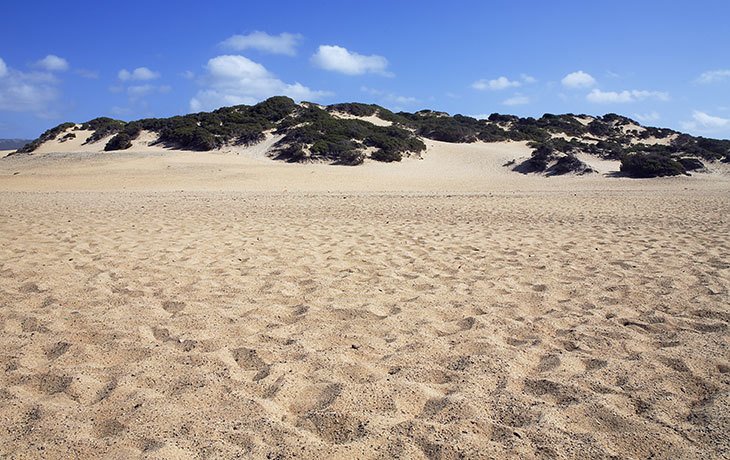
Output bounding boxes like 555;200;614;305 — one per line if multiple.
512;143;594;176
82;117;126;144
620;153;686;178
272;104;425;164
14;97;730;174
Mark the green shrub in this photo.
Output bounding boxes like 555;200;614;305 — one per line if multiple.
676;157;704;171
104;133;133;151
587;120;613;137
82;117;126;144
547;155;593;176
328;102;378;117
537;114;587;137
620;153;686;177
371;149;402;162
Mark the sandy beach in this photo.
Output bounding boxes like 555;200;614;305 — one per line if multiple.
0;143;728;458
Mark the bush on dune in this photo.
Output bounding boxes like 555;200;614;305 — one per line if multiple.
12;96;730;174
104;133;133;151
82;117;126;144
620;153;686;178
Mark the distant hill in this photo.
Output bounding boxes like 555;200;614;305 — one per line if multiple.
12;96;730;177
0;139;32;150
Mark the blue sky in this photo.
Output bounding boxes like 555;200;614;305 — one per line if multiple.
1;0;729;139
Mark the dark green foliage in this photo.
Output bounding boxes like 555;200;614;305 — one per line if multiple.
601;113;635;125
510;118;551;142
590;140;625;159
82;117;126;144
620;153;686;178
104;133;133;151
677;157;704;171
273;105;425;164
536;114;587;137
161;125;218;151
328;102;378;117
16;122;76;153
638;126;677;140
248;96;298;121
370;149;402;162
375;109;406;124
60;132;76;141
548;155;593;176
675;136;730;161
514;144;553;173
271;143;307;163
514;143;592;176
127;98;283;150
587;120;614;137
365;127;426;161
487;113;519;123
626;134;730;161
395;112;513;144
528;138;579;155
13;96;729;174
415;118;478;143
476;124;510;142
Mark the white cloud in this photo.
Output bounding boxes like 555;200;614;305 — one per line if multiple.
220;31;302;56
472;76;521;91
521;74;537;84
586;89;669;104
36;55;69;72
311;45;389;76
118;67;160;81
472;74;535;91
681;110;730;133
502;95;530;106
561;71;596;89
633;111;661;123
691;111;730;128
190;54;328;111
0;66;59;113
696;69;730;84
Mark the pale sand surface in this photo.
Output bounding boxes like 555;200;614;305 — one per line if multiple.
0;144;729;458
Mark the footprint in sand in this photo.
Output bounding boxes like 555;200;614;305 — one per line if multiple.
45;341;71;360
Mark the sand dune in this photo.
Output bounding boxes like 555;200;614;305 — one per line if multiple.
0;144;728;458
2;139;729;193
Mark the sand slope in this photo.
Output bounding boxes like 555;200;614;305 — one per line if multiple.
0;145;728;458
1;139;729;193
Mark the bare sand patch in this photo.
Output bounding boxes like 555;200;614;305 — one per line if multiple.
0;145;728;458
